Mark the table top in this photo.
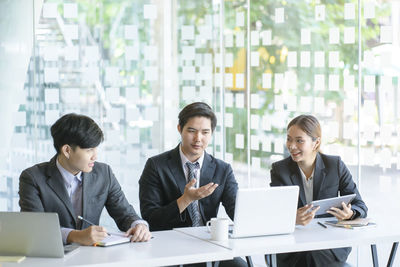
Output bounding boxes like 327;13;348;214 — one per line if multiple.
174;218;400;257
1;230;232;267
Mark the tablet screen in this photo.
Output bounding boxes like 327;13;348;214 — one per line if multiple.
310;194;356;216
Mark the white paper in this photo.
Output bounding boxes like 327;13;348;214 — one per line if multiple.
45;110;60;125
275;8;284;24
314;51;325;67
144;46;158;61
262;115;271;131
364;2;375;19
300;96;312;112
64;46;79;61
225;113;233;128
106;87;120;102
225;92;233;107
314;97;325;115
43;3;57;18
250;114;260;129
44;67;59;83
64;24;79;40
287;51;297;67
82;67;99;83
225;53;233;67
199;26;212;40
274;139;284;154
144;107;159;121
251;31;260;46
199;86;212;102
124;25;138;40
235;93;244;108
251;135;260;150
63;3;78;18
235;134;245;149
251;94;260;109
182;46;195;61
225;33;233;47
300;51;310;67
344;3;355;20
301;29;311;45
13;111;26;127
85;46;99;61
62;88;80;103
105;67;119;85
251;51;260;67
126;87;140;102
261;30;272;46
274;95;284;111
236;32;244;47
236;12;245;27
182;66;195;81
344;27;355;44
329;74;339;91
381;76;393;91
315;5;325;21
181;26;194;40
380;26;392;43
274;73;284;90
225;73;233;88
182;86;196;101
287;95;297;111
45;89;59;104
236;73;245;89
126;107;140;122
125;45;139;61
363;50;374;67
144;66;158;81
344;75;355;91
329;51;340;68
43;46;59;61
364;75;375;92
144;4;157;19
262;139;271;152
262;73;272;89
343;99;354;116
329;27;340;44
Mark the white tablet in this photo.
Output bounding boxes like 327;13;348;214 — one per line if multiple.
310;194;356;216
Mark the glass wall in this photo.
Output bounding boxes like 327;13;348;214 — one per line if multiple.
0;0;399;265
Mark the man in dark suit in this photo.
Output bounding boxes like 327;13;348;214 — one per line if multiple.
139;102;246;267
19;113;151;246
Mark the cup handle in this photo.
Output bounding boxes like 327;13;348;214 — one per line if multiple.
206;220;211;232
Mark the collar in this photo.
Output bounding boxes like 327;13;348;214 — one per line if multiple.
179;144;205;169
56;157;82;185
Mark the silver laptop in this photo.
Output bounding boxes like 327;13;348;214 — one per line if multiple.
231;186;299;238
0;212;78;258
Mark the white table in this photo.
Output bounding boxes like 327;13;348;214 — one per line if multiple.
1;230;232;267
174;219;400;267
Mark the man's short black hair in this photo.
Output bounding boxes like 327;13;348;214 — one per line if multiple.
178;102;217;132
50;113;104;154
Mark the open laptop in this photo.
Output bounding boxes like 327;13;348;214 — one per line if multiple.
230;186;299;238
0;212;79;258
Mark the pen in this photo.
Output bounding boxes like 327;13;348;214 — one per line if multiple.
78;215;111;236
318;222;327;229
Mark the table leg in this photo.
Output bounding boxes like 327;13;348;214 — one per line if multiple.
245;256;253;267
387;242;399;267
371;244;379;267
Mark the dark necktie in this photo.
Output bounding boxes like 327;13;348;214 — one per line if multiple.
185;162;202;226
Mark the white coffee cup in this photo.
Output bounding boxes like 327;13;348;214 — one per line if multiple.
206;217;229;241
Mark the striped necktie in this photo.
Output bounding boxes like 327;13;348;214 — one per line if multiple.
185;162;202;226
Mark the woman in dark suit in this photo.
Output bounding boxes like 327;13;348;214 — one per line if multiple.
270;115;368;267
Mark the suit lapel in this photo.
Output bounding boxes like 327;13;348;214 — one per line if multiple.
167;145;187;194
312;153;326;200
45;156;76;225
288;159;307;206
81;171;92;224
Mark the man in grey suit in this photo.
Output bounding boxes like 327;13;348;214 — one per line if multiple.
19;113;151;246
139;102;247;267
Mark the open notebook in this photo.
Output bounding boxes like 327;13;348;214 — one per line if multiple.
95;232;130;247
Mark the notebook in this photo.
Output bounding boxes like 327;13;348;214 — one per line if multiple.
94;232;130;247
0;212;79;258
230;186;299;238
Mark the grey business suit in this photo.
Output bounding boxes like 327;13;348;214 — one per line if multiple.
270;153;368;267
19;156;141;231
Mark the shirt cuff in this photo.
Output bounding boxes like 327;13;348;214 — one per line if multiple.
61;227;74;245
130;219;149;229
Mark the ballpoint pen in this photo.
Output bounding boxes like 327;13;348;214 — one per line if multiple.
78;215;111;235
318;221;328;229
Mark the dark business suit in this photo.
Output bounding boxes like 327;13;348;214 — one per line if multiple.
139;145;246;267
270;153;368;267
19;156;141;232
